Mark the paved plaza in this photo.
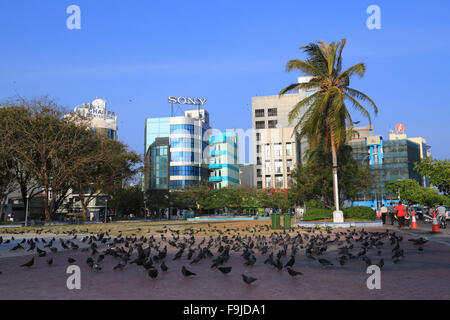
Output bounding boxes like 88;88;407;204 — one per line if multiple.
0;221;449;300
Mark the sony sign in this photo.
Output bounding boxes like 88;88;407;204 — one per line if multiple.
168;96;207;106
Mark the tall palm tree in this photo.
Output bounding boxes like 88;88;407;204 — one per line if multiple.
280;39;378;220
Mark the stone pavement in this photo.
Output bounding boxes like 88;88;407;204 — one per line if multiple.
0;228;449;300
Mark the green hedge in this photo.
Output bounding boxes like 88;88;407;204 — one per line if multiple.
302;206;377;221
303;208;333;221
343;206;376;221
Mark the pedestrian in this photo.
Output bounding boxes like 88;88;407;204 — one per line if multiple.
436;203;447;221
380;204;388;224
387;202;395;225
404;206;411;227
395;201;406;229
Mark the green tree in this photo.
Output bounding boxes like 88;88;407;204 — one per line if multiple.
109;185;144;217
414;158;450;196
280;39;378;218
289;145;371;208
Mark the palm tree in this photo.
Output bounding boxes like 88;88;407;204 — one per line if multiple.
280;39;378;220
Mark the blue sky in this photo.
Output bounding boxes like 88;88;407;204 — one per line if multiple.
1;0;449;159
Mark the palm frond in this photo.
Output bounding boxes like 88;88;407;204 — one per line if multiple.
344;93;372;125
345;87;378;115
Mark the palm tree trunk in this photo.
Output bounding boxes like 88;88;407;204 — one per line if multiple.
330;135;340;212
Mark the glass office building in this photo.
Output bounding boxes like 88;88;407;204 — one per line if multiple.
144;109;210;191
349;136;422;208
148;138;170;190
209;132;240;189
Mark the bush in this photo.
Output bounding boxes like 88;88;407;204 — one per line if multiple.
306;199;326;209
303;207;333;221
343;206;376;221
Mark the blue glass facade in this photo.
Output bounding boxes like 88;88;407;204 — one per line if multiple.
170;124;195;135
349;137;422;208
170;152;195;162
145;118;170;154
170;165;200;177
170;138;195;148
170;180;198;190
145;108;210;192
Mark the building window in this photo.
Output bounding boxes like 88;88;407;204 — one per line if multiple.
256;132;261;142
275;160;283;174
257;169;262;177
286;159;293;173
286;143;292;157
268;108;277;117
171;138;195;149
255;109;265;118
264;144;271;157
170;124;195;135
265;161;271;174
257;181;263;189
256;145;261;154
257;157;262;165
275;175;283;188
255;121;265;129
274;143;282;157
170;166;200;176
265;176;272;188
170;152;195;162
268;120;278;128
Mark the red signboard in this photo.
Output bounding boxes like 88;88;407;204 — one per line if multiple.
395;123;405;133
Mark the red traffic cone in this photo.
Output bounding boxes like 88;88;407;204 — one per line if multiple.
432;211;440;233
411;211;418;229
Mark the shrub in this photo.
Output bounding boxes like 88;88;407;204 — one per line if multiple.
306;199;326;209
303;207;333;221
343;206;376;221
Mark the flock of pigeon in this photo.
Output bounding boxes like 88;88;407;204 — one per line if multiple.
0;224;429;284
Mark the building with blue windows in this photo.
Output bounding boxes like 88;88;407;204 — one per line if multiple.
349;133;424;208
144;109;210;191
209;132;240;189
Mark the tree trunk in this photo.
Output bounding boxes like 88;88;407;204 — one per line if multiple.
43;185;50;222
330;135;340;212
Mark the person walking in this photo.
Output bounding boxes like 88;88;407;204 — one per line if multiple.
436;203;447;221
387;202;395;225
395;201;406;229
380;204;388;224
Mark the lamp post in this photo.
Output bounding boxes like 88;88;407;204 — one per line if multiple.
360;155;371;206
105;199;108;223
25;195;30;227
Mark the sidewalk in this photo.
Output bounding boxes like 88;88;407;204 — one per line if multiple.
384;220;450;246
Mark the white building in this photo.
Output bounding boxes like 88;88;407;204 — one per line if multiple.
72;98;118;140
252;77;313;189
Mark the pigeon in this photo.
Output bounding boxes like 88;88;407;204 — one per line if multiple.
318;258;333;267
148;268;158;279
181;265;196;277
92;263;102;272
377;258;384;269
242;274;257;285
68;258;76;264
21;257;34;267
287;267;303;277
113;259;127;270
218;266;232;274
47;258;53;266
284;256;295;268
161;262;168;272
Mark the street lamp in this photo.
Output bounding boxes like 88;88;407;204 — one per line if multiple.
105;199;108;223
25;195;30;227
